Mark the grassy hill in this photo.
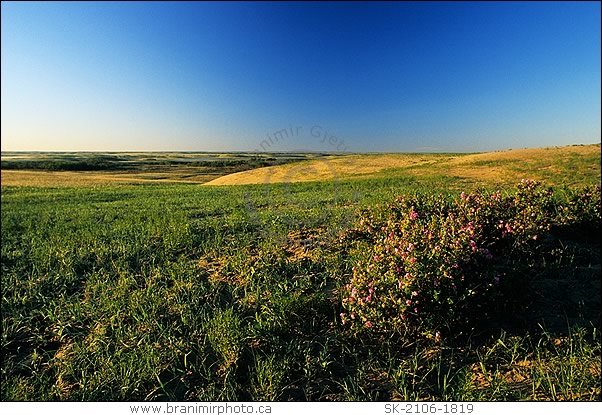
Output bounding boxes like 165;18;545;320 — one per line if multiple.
205;144;601;187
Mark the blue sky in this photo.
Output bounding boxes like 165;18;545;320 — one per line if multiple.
1;1;600;152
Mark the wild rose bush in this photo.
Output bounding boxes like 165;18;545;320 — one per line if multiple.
557;184;601;228
339;180;600;339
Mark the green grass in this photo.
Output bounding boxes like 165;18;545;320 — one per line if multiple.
1;154;600;401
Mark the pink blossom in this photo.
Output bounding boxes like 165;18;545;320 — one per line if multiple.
411;291;418;297
366;295;372;303
350;313;356;319
409;210;419;220
407;243;414;251
409;257;417;264
365;321;373;328
406;299;412;306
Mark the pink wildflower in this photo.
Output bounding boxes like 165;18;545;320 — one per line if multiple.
365;321;373;328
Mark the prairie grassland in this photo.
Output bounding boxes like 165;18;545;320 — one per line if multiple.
205;144;601;187
0;168;221;187
1;144;600;401
0;151;320;187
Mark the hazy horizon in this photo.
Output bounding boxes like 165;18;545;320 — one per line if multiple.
2;2;600;153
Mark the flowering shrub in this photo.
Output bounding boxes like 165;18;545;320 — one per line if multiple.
339;180;600;340
557;184;601;228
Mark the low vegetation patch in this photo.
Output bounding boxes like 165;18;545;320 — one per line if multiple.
340;181;600;342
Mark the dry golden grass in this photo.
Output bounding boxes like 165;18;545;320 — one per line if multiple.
2;144;599;188
204;153;450;185
204;144;601;186
0;168;220;187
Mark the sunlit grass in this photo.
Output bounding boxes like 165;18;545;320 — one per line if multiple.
1;145;600;401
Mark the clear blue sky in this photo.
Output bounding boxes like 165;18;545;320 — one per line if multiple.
1;1;600;152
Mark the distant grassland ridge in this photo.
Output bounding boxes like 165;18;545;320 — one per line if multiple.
203;144;601;187
1;144;600;188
